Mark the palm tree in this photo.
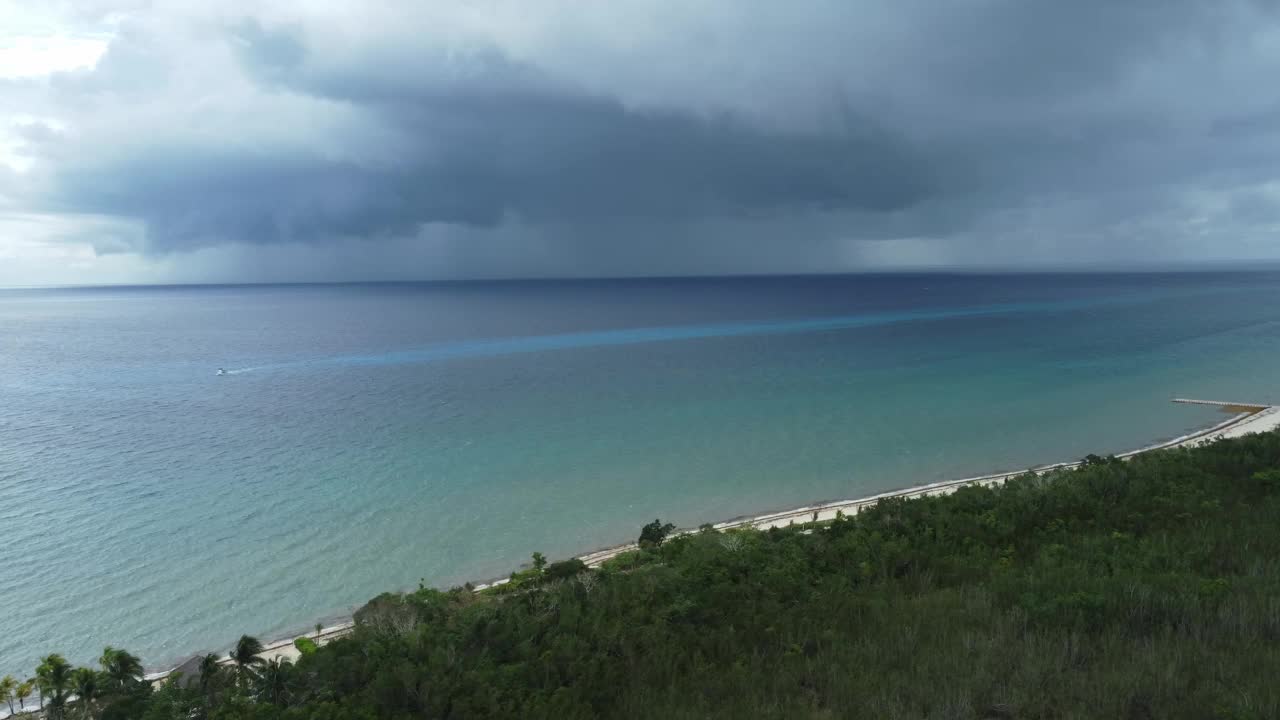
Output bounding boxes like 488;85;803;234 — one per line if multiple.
69;668;102;720
98;647;143;691
254;658;290;706
197;653;222;710
229;635;266;688
36;654;73;720
0;675;17;716
197;653;221;691
14;679;33;712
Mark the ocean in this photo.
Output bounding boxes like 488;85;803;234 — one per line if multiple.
3;272;1280;677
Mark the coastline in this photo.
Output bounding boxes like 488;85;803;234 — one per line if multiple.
147;402;1280;680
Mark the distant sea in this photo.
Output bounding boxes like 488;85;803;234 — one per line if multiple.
3;272;1280;676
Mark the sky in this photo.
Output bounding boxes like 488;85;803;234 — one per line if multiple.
2;1;1280;286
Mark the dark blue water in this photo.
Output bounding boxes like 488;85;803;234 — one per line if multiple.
3;272;1279;676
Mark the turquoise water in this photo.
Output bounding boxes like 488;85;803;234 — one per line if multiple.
2;273;1279;676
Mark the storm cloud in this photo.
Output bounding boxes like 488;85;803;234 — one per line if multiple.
4;0;1280;282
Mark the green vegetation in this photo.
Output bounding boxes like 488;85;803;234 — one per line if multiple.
35;654;72;719
99;648;143;694
7;431;1280;718
228;636;266;691
0;676;16;717
69;668;101;719
14;679;34;713
290;639;317;657
638;518;677;549
11;649;146;720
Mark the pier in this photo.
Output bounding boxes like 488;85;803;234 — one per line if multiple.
1173;398;1271;412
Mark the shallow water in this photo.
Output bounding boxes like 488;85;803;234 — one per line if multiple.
3;272;1279;676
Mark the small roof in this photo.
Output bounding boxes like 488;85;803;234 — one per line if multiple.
165;654;208;689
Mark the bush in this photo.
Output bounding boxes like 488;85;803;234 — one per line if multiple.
638;518;676;548
543;558;587;581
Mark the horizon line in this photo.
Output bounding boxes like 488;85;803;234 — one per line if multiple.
6;262;1280;292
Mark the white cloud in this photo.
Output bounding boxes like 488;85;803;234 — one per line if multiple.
0;34;108;78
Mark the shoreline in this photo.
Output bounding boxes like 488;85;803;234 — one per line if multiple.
147;402;1280;680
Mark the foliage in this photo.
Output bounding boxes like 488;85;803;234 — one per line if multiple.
638;518;676;548
14;679;34;712
198;653;222;693
69;667;102;719
10;431;1280;718
292;637;318;656
0;675;16;717
543;558;587;581
230;638;265;670
227;636;267;694
36;654;74;719
100;647;144;691
254;660;290;707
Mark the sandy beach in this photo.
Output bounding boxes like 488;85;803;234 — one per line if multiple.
146;401;1280;681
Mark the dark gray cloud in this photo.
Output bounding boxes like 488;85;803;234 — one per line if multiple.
8;0;1280;278
46;94;937;251
35;20;938;252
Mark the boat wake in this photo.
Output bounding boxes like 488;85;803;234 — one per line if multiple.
209;289;1213;377
216;367;259;376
